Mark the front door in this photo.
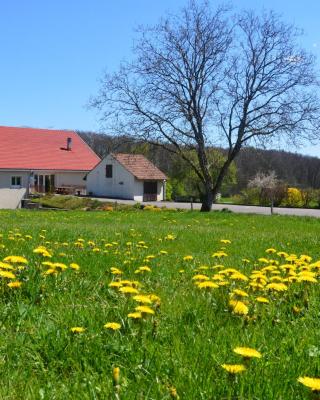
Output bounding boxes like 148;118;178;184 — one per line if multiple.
143;181;157;201
34;174;55;193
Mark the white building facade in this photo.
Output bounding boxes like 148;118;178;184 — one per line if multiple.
86;153;166;202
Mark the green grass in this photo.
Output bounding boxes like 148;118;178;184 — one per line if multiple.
0;209;319;399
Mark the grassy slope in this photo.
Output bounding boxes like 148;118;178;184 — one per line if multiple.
0;209;319;399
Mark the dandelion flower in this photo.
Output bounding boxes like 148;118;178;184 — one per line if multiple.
135;306;155;315
128;312;142;319
133;295;152;304
266;282;288;291
197;281;219;289
256;297;270;304
0;270;16;279
113;367;120;385
220;239;231;244
109;281;123;288
119;286;139;294
233;347;262;359
229;300;249;315
221;364;246;374
70;327;86;334
7;281;22;288
183;255;193;261
298;377;320;392
0;262;14;270
3;256;27;264
104;322;121;331
266;248;277;254
231;289;249;298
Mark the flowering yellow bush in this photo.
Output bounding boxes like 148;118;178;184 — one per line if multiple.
285;187;303;207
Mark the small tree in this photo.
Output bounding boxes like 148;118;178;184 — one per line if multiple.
248;171;286;212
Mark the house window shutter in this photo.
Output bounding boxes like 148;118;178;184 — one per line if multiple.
106;164;113;178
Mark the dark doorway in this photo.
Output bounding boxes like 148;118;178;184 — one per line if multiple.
143;181;157;201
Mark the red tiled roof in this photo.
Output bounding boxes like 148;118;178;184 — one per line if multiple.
112;153;166;180
0;126;100;171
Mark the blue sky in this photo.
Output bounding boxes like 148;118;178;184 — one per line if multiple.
1;0;320;156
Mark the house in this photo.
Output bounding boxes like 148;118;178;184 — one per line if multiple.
0;126;100;194
86;153;167;201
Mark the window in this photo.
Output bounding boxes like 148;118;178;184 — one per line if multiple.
106;164;113;178
11;176;22;186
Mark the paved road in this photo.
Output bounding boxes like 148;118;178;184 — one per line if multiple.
92;197;320;218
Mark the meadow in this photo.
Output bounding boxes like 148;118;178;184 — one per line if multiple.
0;208;320;399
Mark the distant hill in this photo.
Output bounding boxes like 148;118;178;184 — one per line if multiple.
79;131;320;191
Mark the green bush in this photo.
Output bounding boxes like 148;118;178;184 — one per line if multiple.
165;180;173;201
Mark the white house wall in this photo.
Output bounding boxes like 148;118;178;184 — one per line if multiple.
0;171;30;189
133;180;144;202
55;172;86;187
0;170;87;191
157;180;164;201
86;155;135;199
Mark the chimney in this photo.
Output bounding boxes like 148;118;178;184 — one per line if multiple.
67;137;72;151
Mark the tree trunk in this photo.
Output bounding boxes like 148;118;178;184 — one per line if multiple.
201;188;214;212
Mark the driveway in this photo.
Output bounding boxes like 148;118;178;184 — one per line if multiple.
92;197;320;218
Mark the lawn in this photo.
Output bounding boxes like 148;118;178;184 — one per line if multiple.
0;209;320;399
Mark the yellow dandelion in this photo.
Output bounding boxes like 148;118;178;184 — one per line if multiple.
3;256;27;264
277;251;288;258
53;263;68;271
43;268;57;276
148;294;161;303
230;272;249;282
183;255;193;261
111;267;122;275
233;347;262;359
0;262;14;270
7;281;22;288
109;281;123;288
231;289;249;298
113;367;120;385
298;377;320;392
70;327;85;333
70;263;80;271
133;295;152;304
266;248;276;254
256;297;270;304
221;364;246;374
119;286;139;294
0;270;16;279
229;300;249;315
128;312;142;319
197;281;219;289
135;305;155;315
104;322;121;331
266;282;288;291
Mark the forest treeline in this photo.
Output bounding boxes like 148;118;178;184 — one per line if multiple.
79;131;320;196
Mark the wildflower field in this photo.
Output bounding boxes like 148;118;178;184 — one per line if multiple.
1;209;320;399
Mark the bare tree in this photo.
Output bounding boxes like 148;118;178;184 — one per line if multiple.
91;1;320;211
